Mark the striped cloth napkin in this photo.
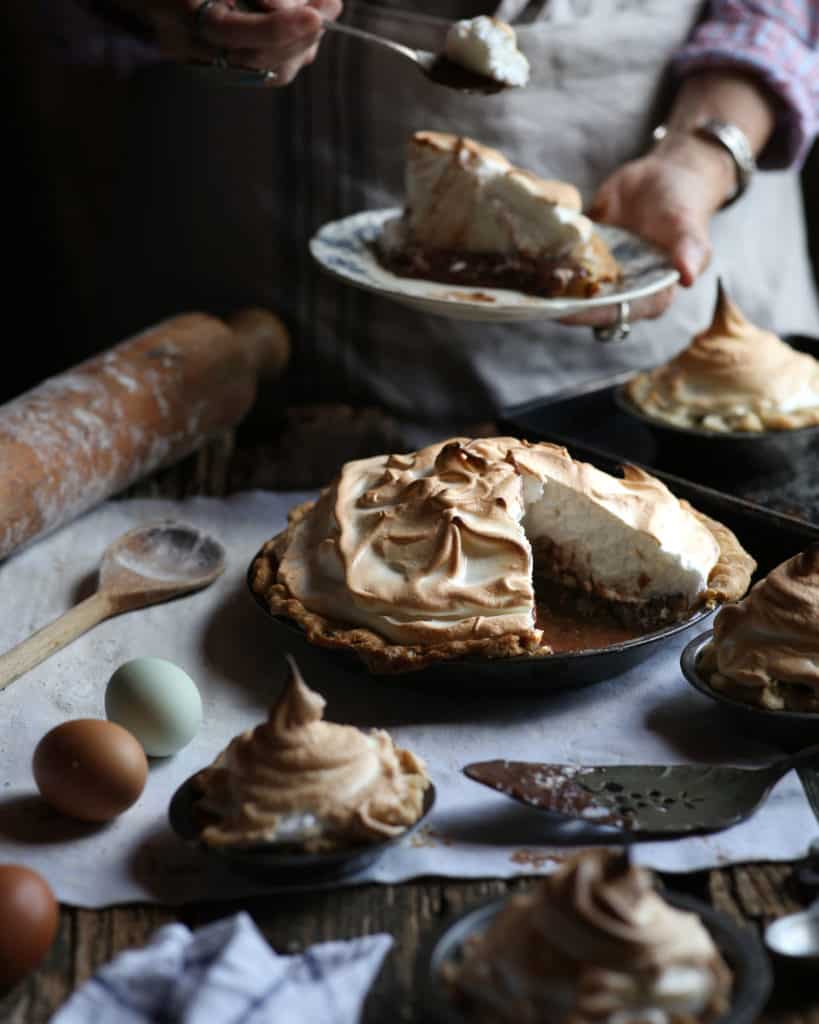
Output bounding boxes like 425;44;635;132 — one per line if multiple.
50;912;393;1023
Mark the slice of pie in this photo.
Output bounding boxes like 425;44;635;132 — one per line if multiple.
249;437;755;674
377;131;620;299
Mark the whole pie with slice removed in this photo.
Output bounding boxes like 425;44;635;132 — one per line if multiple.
377;131;620;299
249;437;755;674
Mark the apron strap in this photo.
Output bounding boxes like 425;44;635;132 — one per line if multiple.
495;0;606;23
494;0;550;24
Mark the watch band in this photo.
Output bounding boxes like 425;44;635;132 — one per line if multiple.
652;120;756;208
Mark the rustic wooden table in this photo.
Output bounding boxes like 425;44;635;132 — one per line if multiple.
2;422;818;1023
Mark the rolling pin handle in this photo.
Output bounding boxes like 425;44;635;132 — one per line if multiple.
228;308;291;379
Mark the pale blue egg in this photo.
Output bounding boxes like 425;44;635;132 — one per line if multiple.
105;657;202;757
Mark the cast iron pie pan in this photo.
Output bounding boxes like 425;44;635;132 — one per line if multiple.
246;562;712;692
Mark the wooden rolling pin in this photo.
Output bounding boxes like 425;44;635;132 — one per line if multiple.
0;307;290;561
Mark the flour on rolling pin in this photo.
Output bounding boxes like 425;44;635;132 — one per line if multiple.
0;309;289;561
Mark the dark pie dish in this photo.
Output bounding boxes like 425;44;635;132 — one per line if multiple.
247;559;713;693
681;630;819;748
168;772;436;884
613;382;819;472
418;889;772;1024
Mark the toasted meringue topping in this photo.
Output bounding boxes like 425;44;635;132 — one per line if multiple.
398;131;590;257
444;16;530;87
275;437;722;646
626;282;819;432
195;657;429;849
706;543;819;700
446;850;731;1024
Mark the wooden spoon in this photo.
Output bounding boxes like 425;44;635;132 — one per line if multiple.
0;522;226;692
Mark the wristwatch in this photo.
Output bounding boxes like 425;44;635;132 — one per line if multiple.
652;120;756;208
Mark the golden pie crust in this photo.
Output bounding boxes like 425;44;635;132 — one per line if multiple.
248;498;756;676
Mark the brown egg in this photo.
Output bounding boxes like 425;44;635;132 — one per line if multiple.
0;865;58;987
33;719;148;822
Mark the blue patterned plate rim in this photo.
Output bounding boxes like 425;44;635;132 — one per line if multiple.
309;208;679;321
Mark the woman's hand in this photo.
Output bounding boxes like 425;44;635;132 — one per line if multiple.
142;0;343;85
563;131;736;329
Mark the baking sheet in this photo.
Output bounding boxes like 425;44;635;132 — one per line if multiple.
0;491;817;909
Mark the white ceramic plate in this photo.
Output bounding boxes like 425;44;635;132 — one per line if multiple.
309;208;679;322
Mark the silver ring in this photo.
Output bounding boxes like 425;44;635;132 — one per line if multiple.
593;300;631;343
215;58;277;80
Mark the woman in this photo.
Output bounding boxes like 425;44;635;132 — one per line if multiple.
22;1;819;440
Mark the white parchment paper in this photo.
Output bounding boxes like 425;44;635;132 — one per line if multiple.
0;492;815;908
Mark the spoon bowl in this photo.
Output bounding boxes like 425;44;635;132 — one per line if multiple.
99;522;226;600
765;901;819;961
322;20;507;94
0;522;226;692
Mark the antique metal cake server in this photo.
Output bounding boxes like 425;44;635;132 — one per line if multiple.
465;745;819;836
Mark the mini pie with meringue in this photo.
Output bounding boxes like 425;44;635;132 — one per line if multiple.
625;282;819;433
442;849;733;1024
248;436;755;674
193;656;430;851
698;543;819;713
377;131;620;299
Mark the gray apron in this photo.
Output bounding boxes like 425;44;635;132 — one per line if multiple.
104;0;819;437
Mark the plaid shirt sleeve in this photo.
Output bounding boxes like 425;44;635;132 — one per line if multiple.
671;0;819;169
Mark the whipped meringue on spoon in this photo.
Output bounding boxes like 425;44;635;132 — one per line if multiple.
322;15;528;94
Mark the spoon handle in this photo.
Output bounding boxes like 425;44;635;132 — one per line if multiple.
322;20;420;62
0;591;115;693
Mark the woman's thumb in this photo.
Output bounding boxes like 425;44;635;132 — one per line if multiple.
673;235;711;287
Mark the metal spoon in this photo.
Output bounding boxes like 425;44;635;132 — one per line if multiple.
465;746;819;837
0;522;226;692
765;899;819;961
322;20;507;94
765;839;819;961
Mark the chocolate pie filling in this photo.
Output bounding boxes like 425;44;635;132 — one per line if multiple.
533;579;647;652
378;243;604;299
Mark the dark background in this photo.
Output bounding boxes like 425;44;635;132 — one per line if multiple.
3;10;818;404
